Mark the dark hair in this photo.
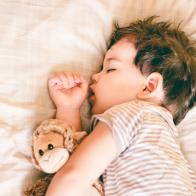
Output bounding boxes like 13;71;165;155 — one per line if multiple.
109;16;196;124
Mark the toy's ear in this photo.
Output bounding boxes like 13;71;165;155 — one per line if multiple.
73;131;87;143
137;72;164;104
31;144;42;170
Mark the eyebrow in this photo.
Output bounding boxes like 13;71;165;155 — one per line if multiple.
105;57;120;67
101;57;120;70
106;57;118;63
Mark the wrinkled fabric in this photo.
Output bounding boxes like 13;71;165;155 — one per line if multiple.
0;0;195;195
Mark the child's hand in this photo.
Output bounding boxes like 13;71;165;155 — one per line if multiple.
48;72;88;110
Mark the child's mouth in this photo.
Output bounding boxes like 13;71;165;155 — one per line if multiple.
88;88;95;102
89;95;95;102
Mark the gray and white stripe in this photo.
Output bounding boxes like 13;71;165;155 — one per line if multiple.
92;100;196;196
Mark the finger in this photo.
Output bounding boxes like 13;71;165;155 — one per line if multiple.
55;72;67;88
64;72;76;88
73;73;87;87
79;74;86;83
48;76;63;87
73;72;81;84
55;72;73;89
79;75;89;93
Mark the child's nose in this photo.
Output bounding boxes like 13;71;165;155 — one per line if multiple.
91;72;101;83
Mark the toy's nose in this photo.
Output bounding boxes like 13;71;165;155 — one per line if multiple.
43;153;50;161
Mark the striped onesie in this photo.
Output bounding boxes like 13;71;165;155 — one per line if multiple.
91;100;196;196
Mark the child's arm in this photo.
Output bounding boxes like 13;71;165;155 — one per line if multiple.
55;107;82;131
46;121;117;196
48;72;88;131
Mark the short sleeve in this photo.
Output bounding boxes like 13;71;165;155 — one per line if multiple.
91;101;143;155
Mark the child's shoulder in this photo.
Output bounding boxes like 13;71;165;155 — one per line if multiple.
93;100;156;122
109;100;175;127
107;99;159;112
92;99;174;126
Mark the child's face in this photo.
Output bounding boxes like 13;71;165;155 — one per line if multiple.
90;38;146;114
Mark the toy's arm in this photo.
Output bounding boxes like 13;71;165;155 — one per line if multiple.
46;122;117;196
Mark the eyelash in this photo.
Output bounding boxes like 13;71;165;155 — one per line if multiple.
106;68;116;73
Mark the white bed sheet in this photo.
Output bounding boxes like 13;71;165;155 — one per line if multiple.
0;0;195;195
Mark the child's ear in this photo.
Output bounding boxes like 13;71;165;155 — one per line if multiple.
137;72;164;104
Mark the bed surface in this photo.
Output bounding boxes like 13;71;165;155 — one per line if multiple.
0;0;195;195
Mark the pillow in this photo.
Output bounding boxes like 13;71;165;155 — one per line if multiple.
178;107;196;172
111;0;196;41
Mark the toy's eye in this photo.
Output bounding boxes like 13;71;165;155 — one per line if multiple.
48;144;54;150
39;149;44;156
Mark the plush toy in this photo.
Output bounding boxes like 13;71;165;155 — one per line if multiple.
24;119;104;196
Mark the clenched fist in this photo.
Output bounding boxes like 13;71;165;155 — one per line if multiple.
48;72;88;110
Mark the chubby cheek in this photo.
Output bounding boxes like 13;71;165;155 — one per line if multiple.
92;85;117;114
92;80;141;114
91;94;107;114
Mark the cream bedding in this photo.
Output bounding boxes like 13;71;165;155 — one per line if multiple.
0;0;195;195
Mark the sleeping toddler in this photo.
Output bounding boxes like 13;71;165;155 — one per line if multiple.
46;16;196;195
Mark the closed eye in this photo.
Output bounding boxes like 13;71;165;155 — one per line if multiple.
106;68;116;73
